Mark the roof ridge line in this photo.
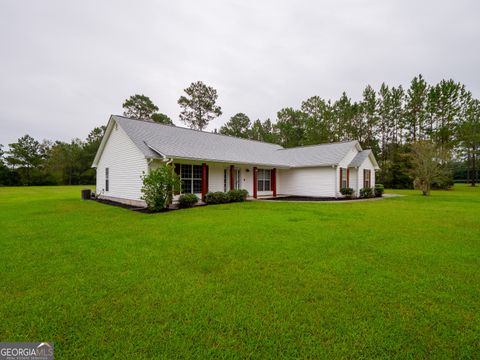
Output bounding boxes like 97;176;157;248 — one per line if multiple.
112;115;284;148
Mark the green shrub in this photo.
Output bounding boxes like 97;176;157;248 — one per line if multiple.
178;193;198;208
340;187;354;198
374;184;384;197
228;189;249;202
359;187;374;198
205;192;230;204
140;164;181;211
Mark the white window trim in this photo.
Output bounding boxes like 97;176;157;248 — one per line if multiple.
180;164;202;194
257;169;272;192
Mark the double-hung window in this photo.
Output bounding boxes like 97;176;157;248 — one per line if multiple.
234;168;241;190
223;169;228;192
363;169;371;188
340;168;348;189
180;164;202;194
257;169;271;191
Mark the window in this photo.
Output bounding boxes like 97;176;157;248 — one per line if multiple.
180;164;202;194
223;169;227;192
105;168;109;192
234;168;241;190
364;169;371;188
257;169;271;191
340;168;348;189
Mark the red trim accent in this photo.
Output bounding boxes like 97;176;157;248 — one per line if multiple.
347;168;350;188
230;165;234;191
272;168;277;197
253;167;257;198
201;163;207;201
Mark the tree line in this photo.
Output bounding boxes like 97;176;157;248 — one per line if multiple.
218;75;479;188
1;77;478;187
0;95;174;186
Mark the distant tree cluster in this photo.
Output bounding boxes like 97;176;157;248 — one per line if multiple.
0;127;105;186
219;75;480;188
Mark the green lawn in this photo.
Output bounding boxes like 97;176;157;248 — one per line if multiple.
0;185;479;359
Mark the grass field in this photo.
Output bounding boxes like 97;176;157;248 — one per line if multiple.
0;185;479;359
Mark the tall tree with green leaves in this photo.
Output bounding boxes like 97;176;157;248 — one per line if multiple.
219;113;251;138
45;140;83;185
250;119;278;143
5;135;44;185
405;74;428;141
178;81;222;131
360;85;380;153
274;108;307;148
301;96;335;144
122;94;159;119
426;80;468;153
458;98;480;186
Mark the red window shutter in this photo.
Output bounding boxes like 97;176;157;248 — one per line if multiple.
230;165;234;191
339;168;342;189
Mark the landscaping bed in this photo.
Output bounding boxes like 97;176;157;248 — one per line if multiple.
262;195;379;201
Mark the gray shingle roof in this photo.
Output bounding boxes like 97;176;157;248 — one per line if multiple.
279;141;359;167
348;150;372;167
111;115;361;168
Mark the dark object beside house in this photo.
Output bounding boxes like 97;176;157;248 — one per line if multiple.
81;189;92;200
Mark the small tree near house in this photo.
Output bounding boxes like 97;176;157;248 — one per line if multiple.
141;164;181;211
410;141;449;196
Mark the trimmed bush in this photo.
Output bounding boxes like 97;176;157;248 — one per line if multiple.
374;184;384;197
359;187;374;198
340;187;354;198
178;193;199;208
228;189;249;202
205;192;230;204
140;164;181;211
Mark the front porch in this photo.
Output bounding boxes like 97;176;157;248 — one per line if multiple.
166;161;279;200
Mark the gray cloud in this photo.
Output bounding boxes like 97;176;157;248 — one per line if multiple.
1;0;479;146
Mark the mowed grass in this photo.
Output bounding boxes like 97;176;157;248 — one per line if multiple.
0;185;479;359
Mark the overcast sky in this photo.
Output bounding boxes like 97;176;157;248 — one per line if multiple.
1;0;479;146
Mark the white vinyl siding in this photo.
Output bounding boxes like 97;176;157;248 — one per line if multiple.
278;167;336;197
96;123;148;201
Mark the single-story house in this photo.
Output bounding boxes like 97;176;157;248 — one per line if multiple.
92;115;380;206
